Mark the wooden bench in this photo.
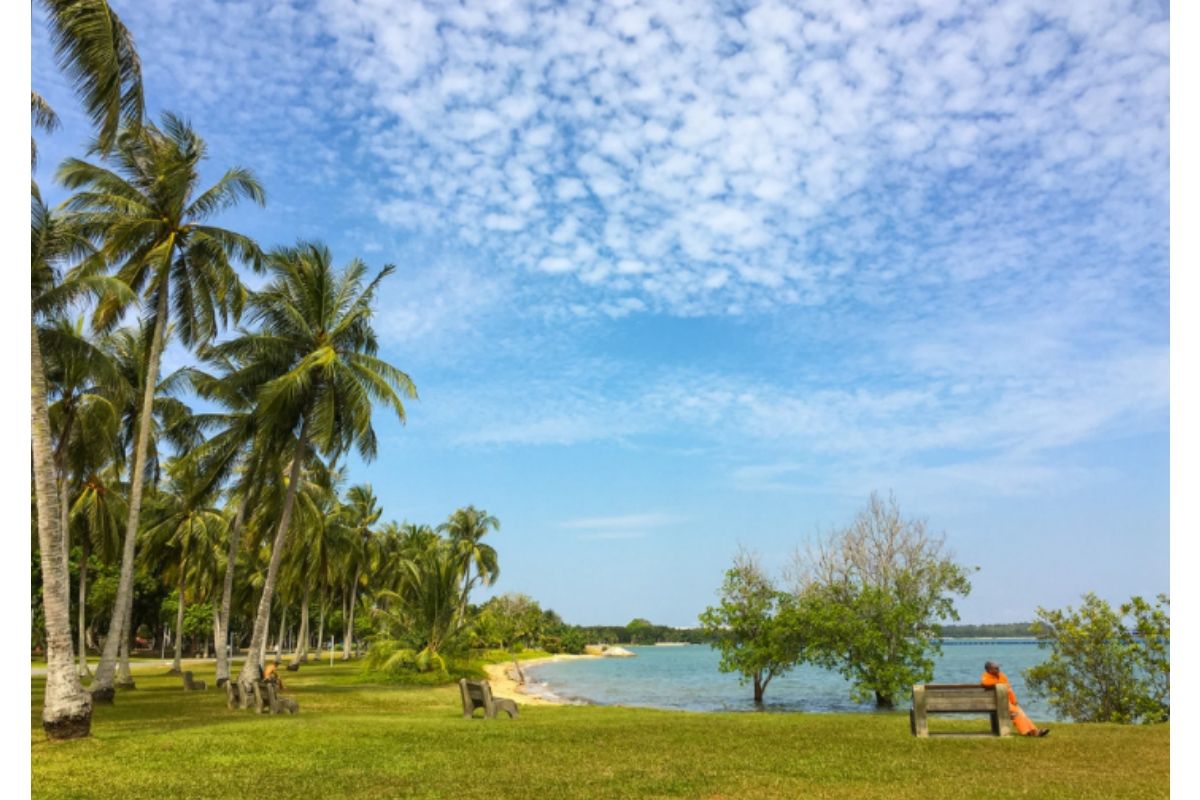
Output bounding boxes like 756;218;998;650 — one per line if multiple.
459;679;518;720
182;671;206;691
265;681;299;715
910;683;1013;737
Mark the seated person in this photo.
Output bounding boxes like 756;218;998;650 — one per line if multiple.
262;658;285;690
981;660;1048;737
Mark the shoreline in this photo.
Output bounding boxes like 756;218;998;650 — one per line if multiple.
483;653;597;705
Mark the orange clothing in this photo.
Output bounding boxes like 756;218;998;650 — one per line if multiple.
981;670;1038;736
263;663;284;689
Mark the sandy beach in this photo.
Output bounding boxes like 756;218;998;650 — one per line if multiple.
483;653;597;705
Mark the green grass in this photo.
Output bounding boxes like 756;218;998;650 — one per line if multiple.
31;662;1168;799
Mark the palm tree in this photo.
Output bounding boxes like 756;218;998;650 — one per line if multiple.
340;484;381;659
58;115;264;700
40;0;143;154
141;459;227;673
183;354;276;685
68;466;125;676
209;242;415;695
439;506;500;625
31;195;132;739
43;317;130;677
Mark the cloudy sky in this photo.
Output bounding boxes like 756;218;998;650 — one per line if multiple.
31;0;1169;626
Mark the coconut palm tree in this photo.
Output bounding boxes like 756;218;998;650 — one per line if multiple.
141;459;227;672
208;242;415;695
439;506;500;625
43;317;131;676
57;115;264;699
340;484;381;659
68;466;125;676
32;194;132;739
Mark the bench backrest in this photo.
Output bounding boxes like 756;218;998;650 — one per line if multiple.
915;683;1008;712
460;679;496;716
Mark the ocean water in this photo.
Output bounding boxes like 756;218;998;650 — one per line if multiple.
524;641;1061;720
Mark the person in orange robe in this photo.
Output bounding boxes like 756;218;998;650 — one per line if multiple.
981;660;1048;736
263;658;285;690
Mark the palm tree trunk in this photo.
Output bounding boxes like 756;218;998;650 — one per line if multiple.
32;323;92;739
214;499;247;685
292;584;310;665
77;537;90;677
171;571;185;673
237;418;309;697
276;605;287;661
315;600;325;660
343;567;360;660
115;589;135;689
92;286;169;700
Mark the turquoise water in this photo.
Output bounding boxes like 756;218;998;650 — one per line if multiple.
524;641;1060;720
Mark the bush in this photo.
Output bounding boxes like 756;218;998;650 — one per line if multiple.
1024;593;1169;724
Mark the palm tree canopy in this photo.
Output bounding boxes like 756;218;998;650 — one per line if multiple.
206;242;417;462
439;505;501;587
41;0;143;153
57;113;265;345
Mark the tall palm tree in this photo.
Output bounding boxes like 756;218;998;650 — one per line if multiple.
58;115;264;700
43;317;130;677
209;243;415;695
439;506;500;625
340;484;381;659
141;459;227;673
68;466;125;676
40;0;144;154
183;354;275;684
31;195;132;739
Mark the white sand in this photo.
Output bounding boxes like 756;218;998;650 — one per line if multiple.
483;654;597;705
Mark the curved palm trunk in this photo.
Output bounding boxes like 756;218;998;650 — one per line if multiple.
343;567;360;660
92;287;168;700
315;600;325;660
77;537;90;677
115;588;136;689
291;584;311;665
237;419;308;698
214;501;247;685
32;324;92;739
171;569;185;673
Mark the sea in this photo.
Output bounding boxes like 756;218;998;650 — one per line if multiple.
523;640;1061;720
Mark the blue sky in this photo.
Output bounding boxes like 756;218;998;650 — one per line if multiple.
29;0;1170;627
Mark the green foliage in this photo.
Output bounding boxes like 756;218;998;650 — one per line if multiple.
699;552;805;703
476;593;546;649
1025;593;1169;724
797;492;971;708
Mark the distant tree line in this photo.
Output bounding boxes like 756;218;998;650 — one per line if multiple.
940;622;1037;638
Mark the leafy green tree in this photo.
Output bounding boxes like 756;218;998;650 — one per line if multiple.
478;594;543;650
796;492;972;708
1024;593;1169;724
699;552;805;704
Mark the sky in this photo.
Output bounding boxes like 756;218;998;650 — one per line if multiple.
28;0;1171;627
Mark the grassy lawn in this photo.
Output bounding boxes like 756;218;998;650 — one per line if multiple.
31;662;1168;799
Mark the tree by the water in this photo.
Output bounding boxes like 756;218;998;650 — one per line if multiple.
1025;592;1169;724
699;551;806;705
793;492;972;708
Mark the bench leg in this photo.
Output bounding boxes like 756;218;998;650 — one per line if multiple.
911;686;929;738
